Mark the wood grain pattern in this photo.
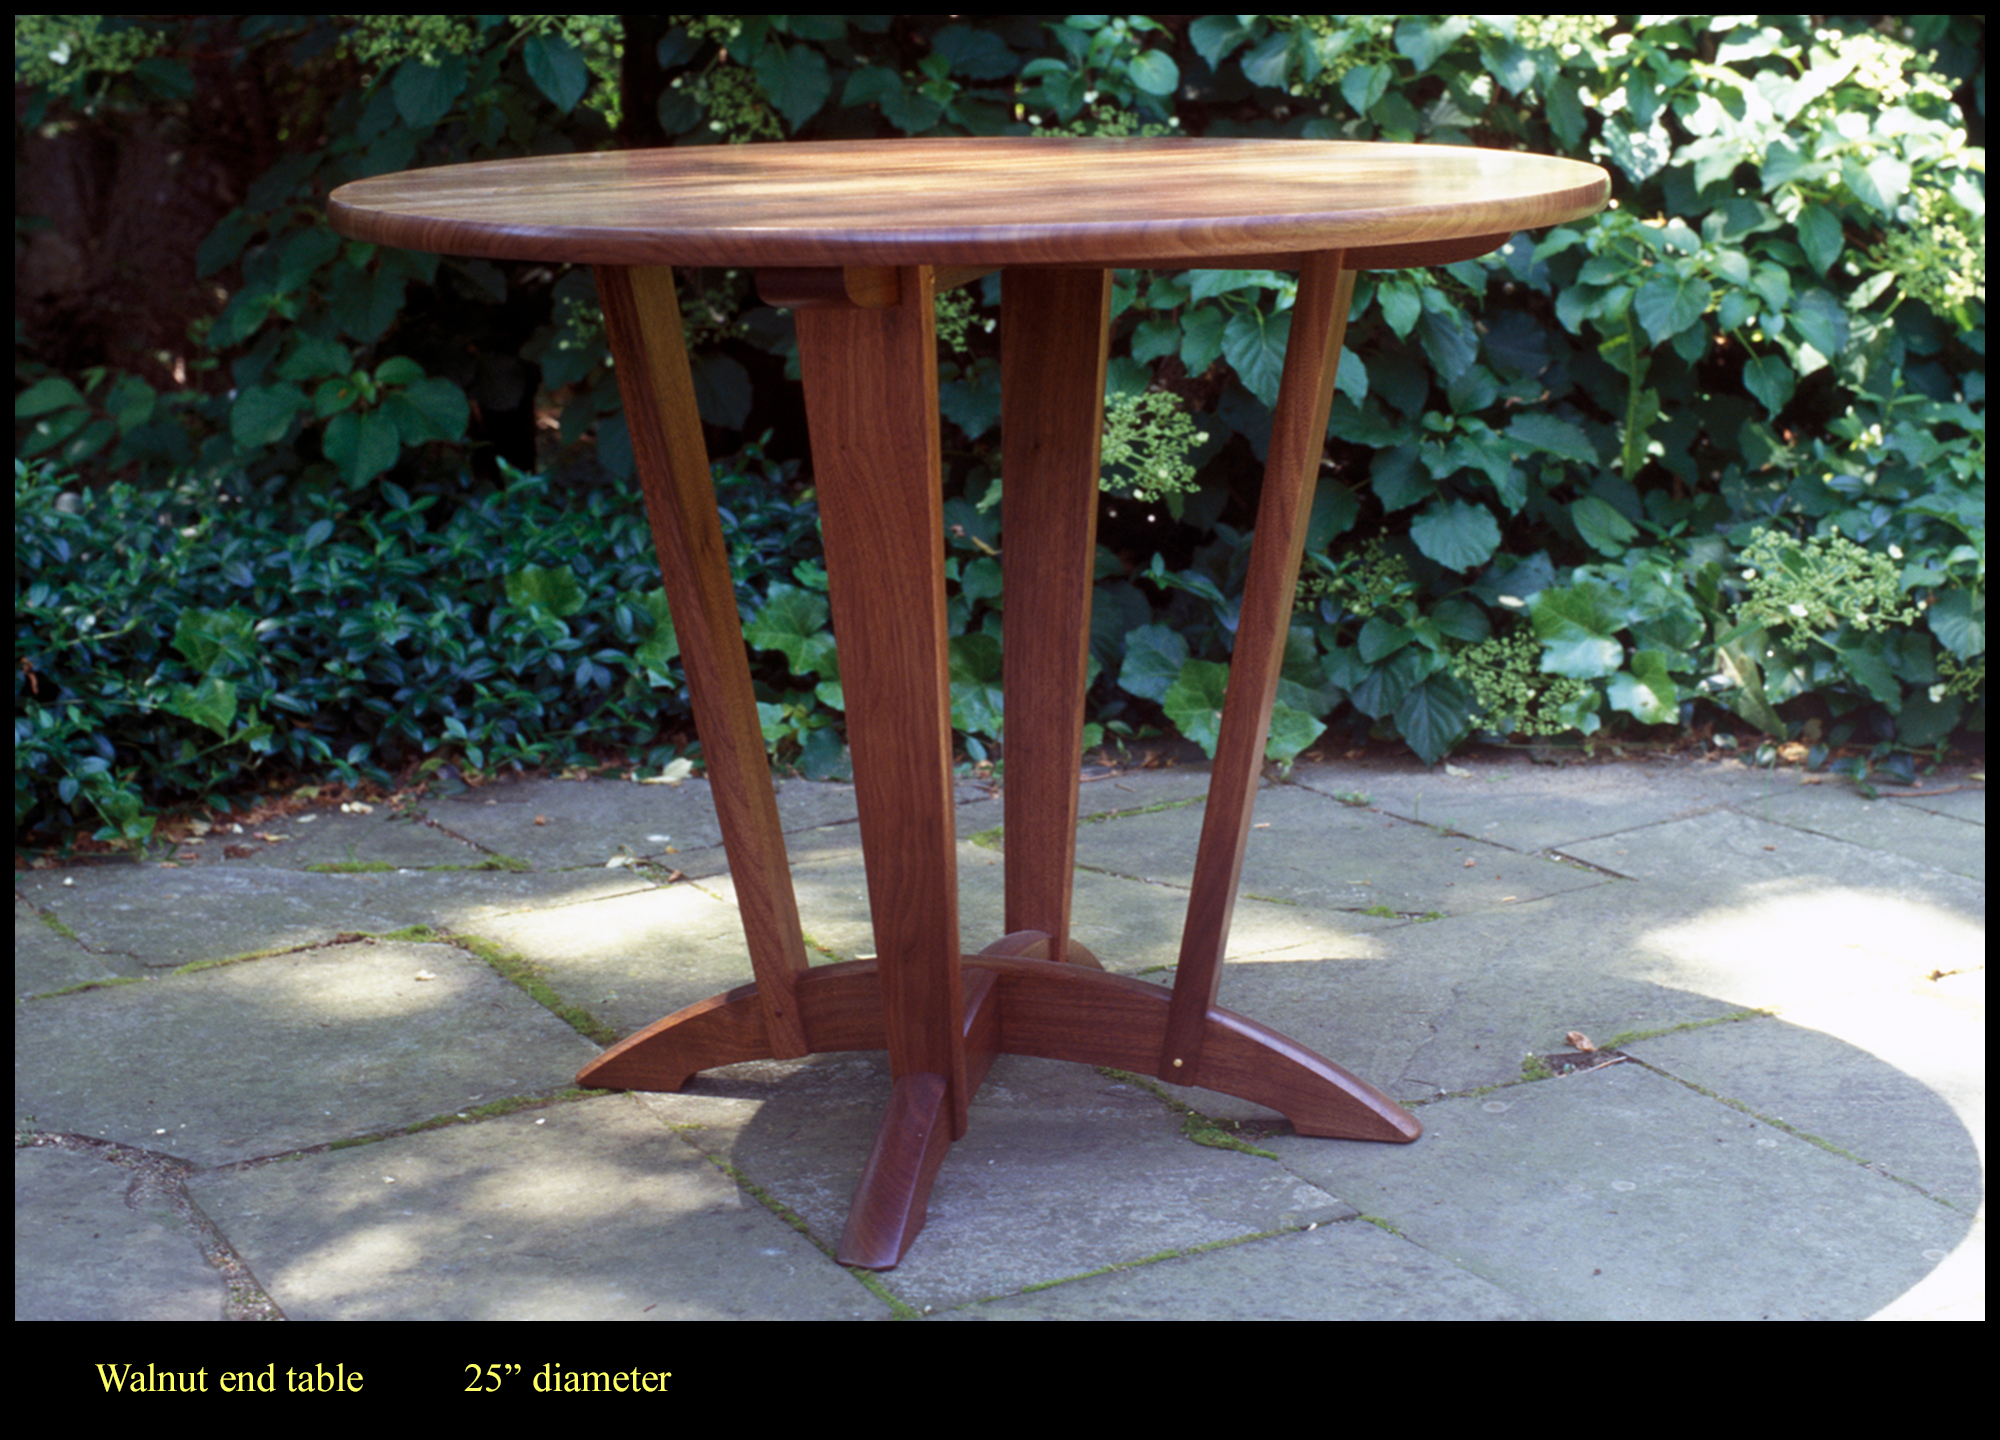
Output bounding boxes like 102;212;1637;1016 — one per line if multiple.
329;137;1607;271
795;264;971;1138
999;268;1111;959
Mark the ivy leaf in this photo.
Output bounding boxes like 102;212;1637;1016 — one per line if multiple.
1341;61;1391;115
745;584;836;677
166;677;239;738
1605;117;1673;183
931;24;1017;79
1789;290;1849;365
321;408;400;486
634;590;679;675
15;375;86;418
1189;15;1255;68
1742;354;1796;417
1265;698;1326;763
1393;672;1474;765
1712;640;1787;737
1222;305;1290;407
392;55;467;128
1162;659;1231;755
1416;299;1479;379
1377;278;1423;339
1369;444;1435;512
1608;651;1679;724
1118;623;1190;703
385;376;470;445
1178;305;1227;374
1506;411;1599;467
1571;495;1639;556
691;353;752;431
505;564;586;619
1409;499;1501;571
1635;270;1712;345
1841;153;1910;217
1393;17;1470;75
752;42;831;131
949;633;1005;738
231;384;306;448
1532;582;1626;679
1240;31;1291;89
524;34;588;114
1927;588;1983;659
1797;203;1844;275
1127;49;1179;96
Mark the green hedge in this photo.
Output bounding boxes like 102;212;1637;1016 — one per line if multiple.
13;16;1986;845
14;448;845;842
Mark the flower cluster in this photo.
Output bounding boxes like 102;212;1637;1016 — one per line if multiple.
1870;186;1986;325
1818;26;1956;108
933;289;995;353
1297;539;1411;618
1510;16;1617;61
1097;391;1208;503
671;62;782;142
1453;632;1597;737
1735;527;1919;636
14;15;166;97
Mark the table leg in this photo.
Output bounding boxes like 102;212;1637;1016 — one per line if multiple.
1157;252;1415;1142
581;266;810;1066
794;265;973;1265
998;267;1112;969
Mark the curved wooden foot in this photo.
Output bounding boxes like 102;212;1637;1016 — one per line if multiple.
837;1070;953;1268
580;954;1416;1143
838;968;999;1268
966;955;1420;1143
577;960;886;1092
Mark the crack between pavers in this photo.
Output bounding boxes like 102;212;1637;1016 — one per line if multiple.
16;1130;286;1321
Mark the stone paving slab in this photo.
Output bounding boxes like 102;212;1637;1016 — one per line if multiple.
932;1218;1541;1320
1072;784;1606;918
1291;753;1766;853
1271;1059;1975;1321
188;1096;883;1320
15;1144;220;1321
1622;998;1985;1212
635;1052;1355;1315
13;862;658;975
1696;783;1985;882
14;759;1983;1322
15;939;597;1166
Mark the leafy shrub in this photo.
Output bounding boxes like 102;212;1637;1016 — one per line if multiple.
14;450;828;843
13;16;1986;845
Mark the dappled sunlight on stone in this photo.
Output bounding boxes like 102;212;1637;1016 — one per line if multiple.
1642;883;1983;1008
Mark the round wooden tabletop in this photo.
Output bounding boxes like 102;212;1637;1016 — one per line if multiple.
328;137;1608;271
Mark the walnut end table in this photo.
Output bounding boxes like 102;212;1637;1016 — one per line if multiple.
329;137;1608;1268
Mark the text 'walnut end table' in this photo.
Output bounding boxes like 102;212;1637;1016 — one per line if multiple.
330;137;1608;1268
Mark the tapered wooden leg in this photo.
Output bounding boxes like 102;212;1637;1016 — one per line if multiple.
793;265;971;1139
1161;252;1358;1086
586;265;809;1065
1000;268;1111;964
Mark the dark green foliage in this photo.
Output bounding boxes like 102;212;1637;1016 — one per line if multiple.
15;452;825;843
13;16;1985;845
